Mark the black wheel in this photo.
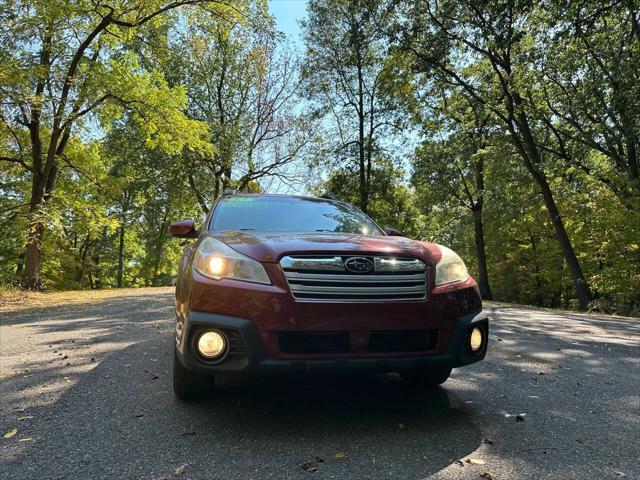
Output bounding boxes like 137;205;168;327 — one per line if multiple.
173;346;215;399
400;367;452;388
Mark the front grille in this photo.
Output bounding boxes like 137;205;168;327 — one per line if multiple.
368;330;435;352
280;255;427;302
279;332;350;354
278;330;436;354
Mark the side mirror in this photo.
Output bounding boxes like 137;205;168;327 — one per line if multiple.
384;227;405;237
170;219;199;238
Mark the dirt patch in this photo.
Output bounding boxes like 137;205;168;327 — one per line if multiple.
0;286;174;314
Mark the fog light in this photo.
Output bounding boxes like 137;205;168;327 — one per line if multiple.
197;331;226;359
470;327;483;352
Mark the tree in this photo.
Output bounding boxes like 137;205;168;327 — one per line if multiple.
413;91;496;299
169;7;310;211
535;1;640;196
302;0;402;213
320;158;426;237
392;0;593;309
0;0;239;289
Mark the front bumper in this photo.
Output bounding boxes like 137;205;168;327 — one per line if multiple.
175;309;488;375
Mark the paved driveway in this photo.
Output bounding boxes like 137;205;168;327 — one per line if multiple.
1;288;638;479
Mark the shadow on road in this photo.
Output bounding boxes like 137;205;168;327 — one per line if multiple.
3;293;638;479
1;292;483;479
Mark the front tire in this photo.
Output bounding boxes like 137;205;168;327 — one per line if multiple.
400;367;452;388
173;345;215;399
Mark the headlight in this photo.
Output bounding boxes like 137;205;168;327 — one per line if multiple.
194;237;271;284
435;245;469;286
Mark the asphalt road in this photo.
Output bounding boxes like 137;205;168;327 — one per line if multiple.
1;288;638;480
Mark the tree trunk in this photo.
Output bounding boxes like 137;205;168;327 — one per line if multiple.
23;220;44;290
213;173;221;199
23;171;51;290
151;209;170;287
91;227;107;289
536;177;591;308
117;223;125;288
528;230;544;306
357;68;367;213
15;252;25;277
471;147;492;300
513;109;592;309
75;235;91;284
472;208;492;300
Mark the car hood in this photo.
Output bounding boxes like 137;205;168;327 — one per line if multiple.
211;231;437;265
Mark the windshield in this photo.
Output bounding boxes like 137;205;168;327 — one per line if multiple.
210;196;383;235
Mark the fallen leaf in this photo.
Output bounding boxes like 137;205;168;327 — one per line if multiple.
302;462;317;473
516;414;526;422
482;438;494;445
398;423;405;429
3;427;17;439
454;460;465;467
467;458;486;465
480;471;495;479
18;438;32;442
17;416;33;421
614;471;626;477
335;451;348;459
174;463;188;476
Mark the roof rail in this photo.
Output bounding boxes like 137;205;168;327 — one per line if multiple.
319;193;340;201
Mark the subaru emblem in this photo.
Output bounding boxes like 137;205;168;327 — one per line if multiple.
344;257;374;273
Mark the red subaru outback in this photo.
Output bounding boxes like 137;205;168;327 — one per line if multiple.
170;193;488;398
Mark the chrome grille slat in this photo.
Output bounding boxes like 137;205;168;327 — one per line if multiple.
284;272;427;283
289;284;426;294
374;257;425;272
280;255;427;302
279;256;345;271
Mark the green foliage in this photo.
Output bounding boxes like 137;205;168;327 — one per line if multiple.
318;159;426;238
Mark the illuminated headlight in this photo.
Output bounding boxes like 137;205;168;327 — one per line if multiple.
435;245;469;286
470;327;483;352
194;237;271;284
197;331;226;359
